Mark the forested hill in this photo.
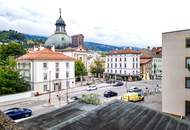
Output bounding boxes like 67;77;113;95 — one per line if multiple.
0;30;142;51
0;30;47;44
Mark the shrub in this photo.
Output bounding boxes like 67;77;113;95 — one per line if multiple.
80;93;101;105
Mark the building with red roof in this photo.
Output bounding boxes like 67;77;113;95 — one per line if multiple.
17;47;75;95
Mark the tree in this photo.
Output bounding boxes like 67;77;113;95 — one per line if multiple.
90;59;105;78
75;60;87;82
0;57;29;95
0;42;26;61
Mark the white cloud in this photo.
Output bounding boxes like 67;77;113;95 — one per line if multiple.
0;0;190;47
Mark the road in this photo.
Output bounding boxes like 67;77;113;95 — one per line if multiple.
0;80;161;122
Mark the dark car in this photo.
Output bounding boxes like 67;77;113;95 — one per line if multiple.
113;81;124;86
104;90;118;98
70;96;79;100
4;108;32;120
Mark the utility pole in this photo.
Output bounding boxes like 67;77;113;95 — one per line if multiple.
48;71;51;105
125;77;128;92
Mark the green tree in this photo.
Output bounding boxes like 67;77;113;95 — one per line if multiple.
0;42;26;61
0;57;29;95
90;59;105;78
75;60;87;82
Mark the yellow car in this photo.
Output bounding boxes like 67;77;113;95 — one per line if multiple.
121;92;144;102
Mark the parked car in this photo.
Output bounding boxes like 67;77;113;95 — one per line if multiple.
87;85;97;91
113;81;124;86
4;108;32;120
128;87;143;93
121;92;144;102
104;90;118;98
70;96;79;100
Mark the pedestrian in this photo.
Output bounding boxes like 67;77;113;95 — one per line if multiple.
56;95;61;106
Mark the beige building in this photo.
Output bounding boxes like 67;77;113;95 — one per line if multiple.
162;29;190;116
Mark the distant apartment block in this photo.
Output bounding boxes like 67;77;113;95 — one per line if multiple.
17;47;75;95
152;55;162;79
162;29;190;116
104;49;141;80
71;34;84;47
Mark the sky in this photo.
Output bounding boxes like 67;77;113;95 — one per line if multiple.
0;0;190;47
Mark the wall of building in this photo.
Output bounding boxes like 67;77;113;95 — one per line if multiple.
152;57;162;77
18;60;75;94
105;54;140;76
162;30;190;116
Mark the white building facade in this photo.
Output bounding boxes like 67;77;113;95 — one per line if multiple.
17;48;75;95
162;29;190;116
105;49;141;80
152;56;162;79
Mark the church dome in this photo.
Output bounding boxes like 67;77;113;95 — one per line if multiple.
55;16;66;26
45;9;71;49
45;33;71;49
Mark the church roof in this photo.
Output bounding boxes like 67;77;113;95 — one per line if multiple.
45;33;72;49
55;16;66;26
18;48;74;61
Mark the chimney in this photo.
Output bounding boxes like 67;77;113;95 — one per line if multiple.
51;46;55;52
39;45;44;50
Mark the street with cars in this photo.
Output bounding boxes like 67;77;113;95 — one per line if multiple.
0;80;161;121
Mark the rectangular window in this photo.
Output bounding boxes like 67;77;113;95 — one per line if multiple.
66;72;69;78
66;62;69;68
185;57;190;68
115;58;117;62
120;58;122;61
115;70;117;74
133;63;135;68
107;63;109;68
23;63;26;68
43;85;48;91
115;63;117;68
124;58;127;61
120;63;122;68
136;57;138;62
124;71;126;74
56;63;59;68
108;58;109;62
111;58;113;62
111;63;113;68
185;101;190;116
125;64;127;68
44;73;47;80
56;73;59;79
185;77;190;88
43;63;47;69
136;63;138;68
111;70;113;73
120;70;122;74
186;38;190;48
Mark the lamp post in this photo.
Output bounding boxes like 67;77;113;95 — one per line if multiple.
48;71;51;105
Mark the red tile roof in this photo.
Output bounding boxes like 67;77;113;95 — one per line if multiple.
18;48;75;61
108;49;141;55
140;59;151;64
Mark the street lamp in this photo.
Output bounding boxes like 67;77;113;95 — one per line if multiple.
48;71;51;105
